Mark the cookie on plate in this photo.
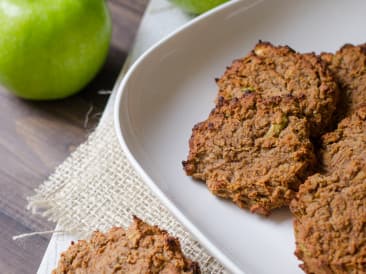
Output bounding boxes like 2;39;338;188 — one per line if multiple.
52;216;200;274
183;93;316;215
290;161;366;274
321;43;366;118
217;42;339;137
320;106;366;173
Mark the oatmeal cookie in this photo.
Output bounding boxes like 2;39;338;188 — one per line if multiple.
183;94;316;215
320;106;366;172
321;43;366;118
217;42;339;136
290;162;366;274
52;216;200;274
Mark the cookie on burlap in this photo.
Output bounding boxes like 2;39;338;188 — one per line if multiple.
52;216;200;274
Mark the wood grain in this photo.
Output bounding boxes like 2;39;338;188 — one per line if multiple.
0;1;147;273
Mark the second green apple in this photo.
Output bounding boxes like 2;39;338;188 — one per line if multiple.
170;0;228;14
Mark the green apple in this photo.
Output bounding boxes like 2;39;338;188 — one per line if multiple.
0;0;111;100
170;0;228;14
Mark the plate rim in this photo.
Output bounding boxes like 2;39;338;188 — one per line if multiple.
114;1;261;273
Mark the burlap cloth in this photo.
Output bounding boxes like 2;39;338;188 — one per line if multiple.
28;0;226;272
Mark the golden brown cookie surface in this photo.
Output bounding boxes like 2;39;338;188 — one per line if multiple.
320;106;366;173
291;107;366;274
183;94;316;215
290;162;366;274
321;43;366;119
52;217;200;274
217;42;339;137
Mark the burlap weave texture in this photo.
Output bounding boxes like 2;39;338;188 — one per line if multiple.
28;114;226;273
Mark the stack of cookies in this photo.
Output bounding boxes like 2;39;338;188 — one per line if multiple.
183;42;338;215
183;42;366;273
290;44;366;273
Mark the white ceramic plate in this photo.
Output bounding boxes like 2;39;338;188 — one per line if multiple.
115;1;366;273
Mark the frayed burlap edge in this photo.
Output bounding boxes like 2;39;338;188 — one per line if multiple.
27;113;226;273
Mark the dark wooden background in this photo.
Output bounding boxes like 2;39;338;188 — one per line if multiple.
0;1;147;273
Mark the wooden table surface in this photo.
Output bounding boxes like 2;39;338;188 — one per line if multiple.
0;1;147;273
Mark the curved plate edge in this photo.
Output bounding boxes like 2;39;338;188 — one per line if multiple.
113;1;265;273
